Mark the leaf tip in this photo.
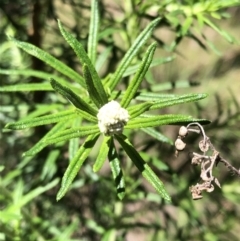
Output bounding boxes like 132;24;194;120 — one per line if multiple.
3;123;11;130
164;196;172;203
56;190;64;201
92;166;98;173
200;93;208;99
117;192;125;200
7;35;15;41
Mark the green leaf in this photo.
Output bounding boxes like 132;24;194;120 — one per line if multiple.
74;108;98;123
83;64;107;108
69;118;82;160
57;134;99;201
115;135;171;202
0;83;52;92
181;17;193;36
43;125;99;145
106;18;161;91
202;17;235;43
41;149;60;181
121;42;157;108
127;102;154;118
123;56;174;78
95;46;112;72
135;92;176;101
23;121;69;156
20;104;63;121
50;78;98;116
150;93;208;110
4;109;77;130
205;39;222;55
58;21;108;104
140;152;169;171
108;139;125;200
196;13;204;29
0;69;73;88
97;27;119;40
142;128;173;145
88;0;99;66
1;179;59;220
13;179;59;209
145;68;155;84
8;37;85;86
126;114;210;129
93;136;111;172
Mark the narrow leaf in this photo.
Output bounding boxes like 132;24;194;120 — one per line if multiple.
126;115;210;129
58;21;108;104
20;105;63;121
8;37;85;86
135;92;206;103
50;78;97;116
16;179;59;208
149;93;208;110
127;102;154;118
88;0;99;65
0;83;52;92
130;92;208;110
57;134;99;201
75;108;97;123
93;136;111;172
83;64;106;108
123;56;174;78
4;109;77;130
121;42;157;108
203;17;234;43
115;135;171;202
135;92;176;101
95;46;112;72
108;139;125;200
69;118;82;160
41;149;60;180
181;17;193;36
107;18;161;91
23;121;69;156
142;127;173;145
0;69;73;88
43;125;99;145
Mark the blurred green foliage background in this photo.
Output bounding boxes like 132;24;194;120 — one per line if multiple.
1;0;240;240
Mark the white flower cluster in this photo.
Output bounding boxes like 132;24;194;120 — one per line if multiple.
97;100;130;135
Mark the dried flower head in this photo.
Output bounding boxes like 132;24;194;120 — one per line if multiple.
175;138;186;151
175;122;240;200
178;126;188;137
97;100;130;135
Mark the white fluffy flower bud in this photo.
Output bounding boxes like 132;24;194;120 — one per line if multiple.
97;101;129;135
